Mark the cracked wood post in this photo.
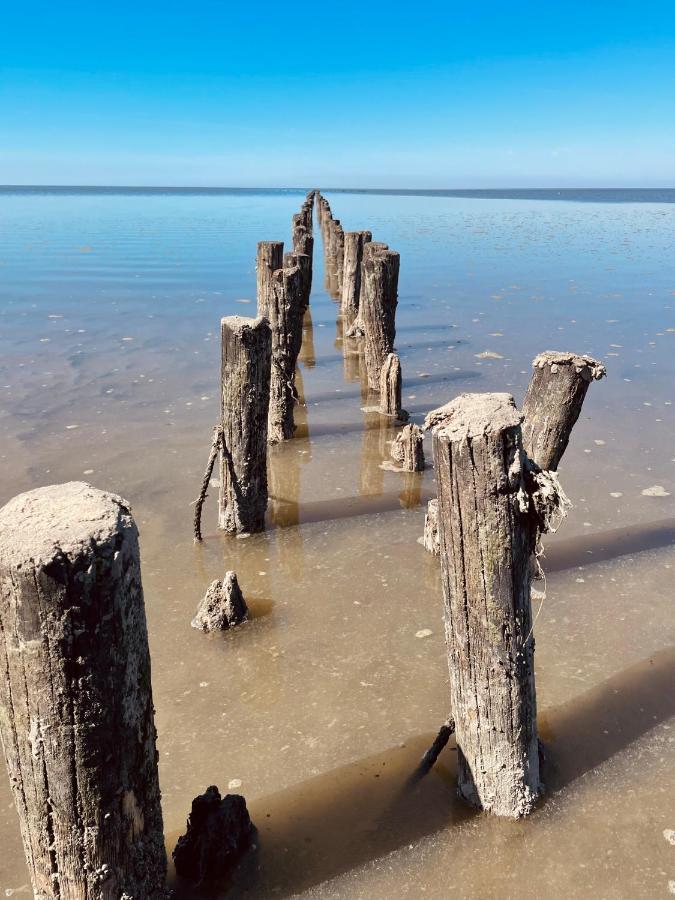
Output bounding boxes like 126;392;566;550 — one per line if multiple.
256;241;284;314
341;230;372;325
287;237;312;313
427;393;540;817
0;481;166;898
291;215;314;308
259;264;303;442
391;423;425;471
362;247;400;390
219;316;272;532
379;352;404;418
522;350;606;471
347;241;388;337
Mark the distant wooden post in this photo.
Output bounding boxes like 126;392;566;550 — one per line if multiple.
427;393;540;817
334;222;345;296
379;352;404;418
259;265;303;442
256;241;284;313
219;316;272;532
522;350;606;470
362;247;400;390
341;230;372;324
0;481;167;898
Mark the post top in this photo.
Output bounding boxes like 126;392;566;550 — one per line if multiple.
220;314;270;332
0;481;134;568
424;392;522;441
532;350;606;380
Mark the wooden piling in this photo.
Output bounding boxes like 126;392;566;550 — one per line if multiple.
341;230;372;324
219;315;272;532
362;247;400;390
0;481;166;898
522;350;606;470
391;423;425;471
256;241;284;313
259;265;303;442
426;393;541;817
379;352;404;418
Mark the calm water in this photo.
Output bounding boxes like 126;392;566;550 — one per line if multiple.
1;188;674;898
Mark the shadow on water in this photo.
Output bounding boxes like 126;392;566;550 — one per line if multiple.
167;647;675;898
544;518;675;572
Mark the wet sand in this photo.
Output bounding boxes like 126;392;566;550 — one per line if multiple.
0;188;674;898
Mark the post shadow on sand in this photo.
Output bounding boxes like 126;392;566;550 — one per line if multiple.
168;647;675;899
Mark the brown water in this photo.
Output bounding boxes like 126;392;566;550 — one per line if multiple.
1;188;674;898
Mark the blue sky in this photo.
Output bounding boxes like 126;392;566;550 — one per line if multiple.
1;1;675;187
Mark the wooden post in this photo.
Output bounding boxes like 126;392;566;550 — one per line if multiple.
341;230;372;324
219;315;272;532
0;481;166;898
256;241;284;313
362;247;400;390
286;241;312;314
391;423;425;471
334;221;345;296
522;350;606;471
258;265;303;442
426;393;540;817
379;352;404;418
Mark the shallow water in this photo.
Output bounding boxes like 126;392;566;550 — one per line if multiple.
0;188;674;898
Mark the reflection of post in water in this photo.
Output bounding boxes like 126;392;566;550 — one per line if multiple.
298;308;316;368
398;470;423;508
359;408;391;497
342;334;361;383
268;442;305;582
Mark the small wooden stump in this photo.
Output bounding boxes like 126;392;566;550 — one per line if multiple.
522;350;606;470
173;786;255;888
379;352;404;418
219;316;272;533
192;571;248;631
426;393;541;817
256;241;284;313
391;423;425;471
362;247;400;390
0;482;166;898
422;498;440;555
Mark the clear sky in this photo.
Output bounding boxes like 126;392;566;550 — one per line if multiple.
2;1;675;188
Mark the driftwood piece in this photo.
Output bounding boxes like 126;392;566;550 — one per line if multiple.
341;230;372;323
422;498;440;554
379;352;404;418
391;423;425;471
0;482;166;898
192;571;248;631
427;393;541;817
522;350;606;470
219;316;272;533
173;786;255;887
256;241;284;314
362;247;400;389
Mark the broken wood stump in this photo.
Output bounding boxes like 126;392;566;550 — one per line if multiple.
0;481;167;898
391;423;425;471
173;786;255;888
379;351;405;418
522;350;606;471
362;246;400;389
426;393;542;817
192;571;248;631
422;498;440;554
341;230;372;324
219;315;272;533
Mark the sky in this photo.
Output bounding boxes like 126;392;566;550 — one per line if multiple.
1;1;675;188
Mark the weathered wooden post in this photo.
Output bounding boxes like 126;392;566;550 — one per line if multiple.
256;241;284;314
334;221;345;296
379;351;404;418
426;393;541;817
219;315;272;532
0;481;166;898
341;230;372;324
258;264;303;442
422;498;440;554
362;247;400;390
391;423;425;471
291;217;314;309
522;350;606;470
